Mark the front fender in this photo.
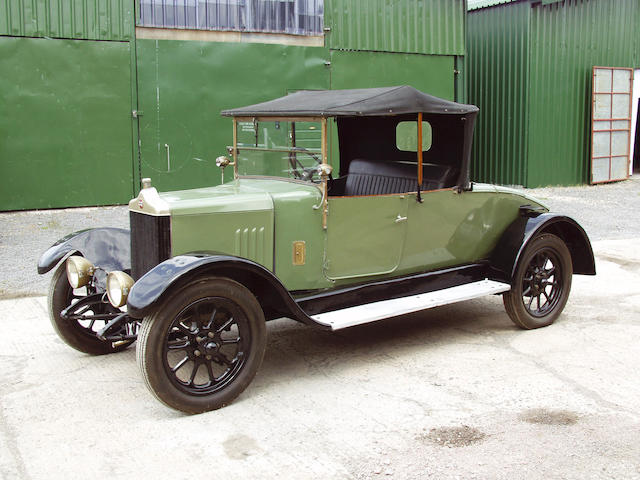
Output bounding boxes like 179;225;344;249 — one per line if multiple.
37;228;131;274
126;254;320;327
491;213;596;282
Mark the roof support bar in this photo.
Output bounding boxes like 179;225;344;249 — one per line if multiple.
417;112;423;203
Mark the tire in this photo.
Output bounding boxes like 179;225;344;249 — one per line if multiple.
48;262;134;355
503;233;573;329
136;277;267;414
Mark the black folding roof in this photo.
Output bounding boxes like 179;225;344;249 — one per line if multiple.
221;85;479;118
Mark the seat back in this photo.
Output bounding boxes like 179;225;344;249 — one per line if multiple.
344;159;455;196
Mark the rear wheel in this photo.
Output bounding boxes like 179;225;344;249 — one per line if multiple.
503;234;572;329
136;277;267;414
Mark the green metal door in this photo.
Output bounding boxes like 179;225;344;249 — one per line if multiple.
0;37;134;210
135;39;330;193
324;195;408;280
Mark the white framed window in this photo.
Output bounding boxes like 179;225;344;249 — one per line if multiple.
138;0;323;36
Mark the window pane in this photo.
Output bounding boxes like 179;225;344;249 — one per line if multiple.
138;0;323;35
396;121;432;152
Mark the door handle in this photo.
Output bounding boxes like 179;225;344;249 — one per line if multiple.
395;215;407;223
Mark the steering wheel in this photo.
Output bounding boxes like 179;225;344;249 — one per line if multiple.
288;147;322;182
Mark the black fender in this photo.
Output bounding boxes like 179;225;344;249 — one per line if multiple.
490;213;596;284
126;253;325;328
37;228;131;274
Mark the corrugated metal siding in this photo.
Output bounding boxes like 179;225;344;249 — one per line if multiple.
468;0;640;187
527;0;639;186
0;0;133;40
467;2;530;186
326;0;465;55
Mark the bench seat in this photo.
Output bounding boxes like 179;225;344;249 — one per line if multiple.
343;158;456;196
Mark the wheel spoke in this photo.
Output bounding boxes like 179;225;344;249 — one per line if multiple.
542;291;550;305
167;339;190;350
171;356;189;373
206;308;217;329
216;317;235;333
188;363;199;385
206;362;216;382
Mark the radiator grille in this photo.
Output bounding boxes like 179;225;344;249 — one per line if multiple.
130;211;171;280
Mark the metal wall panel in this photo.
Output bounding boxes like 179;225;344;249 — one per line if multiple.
330;50;454;99
326;0;465;55
467;2;530;186
527;0;639;187
0;36;134;210
468;0;640;187
135;39;330;193
0;0;133;40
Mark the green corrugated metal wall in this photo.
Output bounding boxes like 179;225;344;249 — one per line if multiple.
468;0;640;187
0;0;133;40
0;0;464;209
527;0;640;186
326;0;465;55
467;1;530;186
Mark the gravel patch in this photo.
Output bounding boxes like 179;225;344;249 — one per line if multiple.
1;175;638;298
0;205;128;299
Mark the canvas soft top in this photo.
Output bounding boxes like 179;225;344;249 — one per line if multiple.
221;85;478;118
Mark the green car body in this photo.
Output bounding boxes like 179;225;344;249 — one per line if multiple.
39;86;595;413
140;178;547;292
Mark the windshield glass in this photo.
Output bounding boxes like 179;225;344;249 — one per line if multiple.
236;119;323;182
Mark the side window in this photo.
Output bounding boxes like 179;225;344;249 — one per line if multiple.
396;121;432;152
138;0;324;36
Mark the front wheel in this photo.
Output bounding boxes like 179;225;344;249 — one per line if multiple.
48;262;134;355
503;233;573;329
136;277;267;414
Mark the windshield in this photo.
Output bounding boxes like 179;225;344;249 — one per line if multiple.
236;119;323;182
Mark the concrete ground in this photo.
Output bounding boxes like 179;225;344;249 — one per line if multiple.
1;242;639;479
0;177;639;479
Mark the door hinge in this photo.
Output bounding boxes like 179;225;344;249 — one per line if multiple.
132;110;144;118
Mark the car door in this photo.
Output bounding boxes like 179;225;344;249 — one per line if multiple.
324;194;408;280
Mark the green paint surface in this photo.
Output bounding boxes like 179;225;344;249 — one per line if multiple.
156;177;545;292
0;36;134;210
399;186;538;273
0;0;133;40
329;50;455;100
326;0;465;55
135;39;330;194
325;195;408;279
468;0;640;187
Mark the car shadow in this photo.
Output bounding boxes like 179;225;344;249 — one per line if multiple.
253;296;517;389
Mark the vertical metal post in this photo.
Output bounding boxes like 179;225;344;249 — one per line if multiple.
417;112;423;186
233;117;238;179
321;117;328;230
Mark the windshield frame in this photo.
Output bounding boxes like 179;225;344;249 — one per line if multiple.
230;116;329;227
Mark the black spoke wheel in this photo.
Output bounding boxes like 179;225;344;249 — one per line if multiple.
48;262;134;355
503;233;572;329
136;277;266;414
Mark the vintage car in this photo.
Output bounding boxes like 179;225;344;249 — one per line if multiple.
38;86;595;413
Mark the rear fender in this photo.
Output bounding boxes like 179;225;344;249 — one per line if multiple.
126;254;321;327
490;213;596;283
37;228;131;274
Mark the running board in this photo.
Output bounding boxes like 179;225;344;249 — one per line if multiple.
310;279;511;330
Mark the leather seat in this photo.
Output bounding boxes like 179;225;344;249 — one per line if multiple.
343;158;456;196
